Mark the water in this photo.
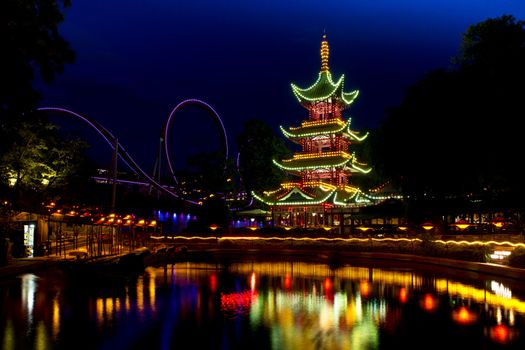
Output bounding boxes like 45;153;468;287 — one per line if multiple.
1;261;524;349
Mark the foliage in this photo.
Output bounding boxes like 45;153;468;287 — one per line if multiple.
236;119;291;194
0;112;91;210
375;15;525;207
508;247;525;268
0;1;82;210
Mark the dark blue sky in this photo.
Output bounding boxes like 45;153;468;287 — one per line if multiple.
39;0;525;170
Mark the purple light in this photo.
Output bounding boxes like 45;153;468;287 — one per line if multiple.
163;99;229;185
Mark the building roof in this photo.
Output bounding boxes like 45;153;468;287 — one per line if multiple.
291;72;359;108
280;117;370;142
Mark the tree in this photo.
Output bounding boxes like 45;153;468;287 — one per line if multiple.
0;0;74;120
0;112;90;210
376;15;525;203
236;119;291;195
0;1;80;209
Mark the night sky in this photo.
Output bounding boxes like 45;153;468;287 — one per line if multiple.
37;0;525;171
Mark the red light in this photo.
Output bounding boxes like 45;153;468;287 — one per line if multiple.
490;325;510;344
452;307;477;325
284;274;292;290
324;278;332;292
399;287;407;303
423;294;436;312
360;281;370;298
210;274;217;293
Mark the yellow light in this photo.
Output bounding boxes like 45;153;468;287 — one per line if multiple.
398;226;408;231
149;220;157;227
209;224;219;231
357;226;372;232
138;219;145;225
284;227;292;231
322;226;332;232
422;223;434;231
493;222;504;228
248;226;258;231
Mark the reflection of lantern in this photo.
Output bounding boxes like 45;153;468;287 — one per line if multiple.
284;274;292;289
210;274;217;292
399;287;407;303
360;281;370;297
250;272;256;291
422;293;436;312
452;306;477;325
489;324;513;344
324;278;332;292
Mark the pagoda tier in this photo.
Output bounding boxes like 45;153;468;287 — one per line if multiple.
252;182;374;207
291;72;359;110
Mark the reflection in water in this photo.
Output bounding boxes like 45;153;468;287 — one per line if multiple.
0;262;524;349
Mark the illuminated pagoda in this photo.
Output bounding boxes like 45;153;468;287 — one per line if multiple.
253;33;375;228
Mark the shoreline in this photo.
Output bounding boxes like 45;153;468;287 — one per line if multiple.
1;244;524;283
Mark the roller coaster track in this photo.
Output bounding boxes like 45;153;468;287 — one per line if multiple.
38;101;229;205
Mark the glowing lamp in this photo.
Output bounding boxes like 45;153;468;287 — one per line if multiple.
492;218;505;228
357;226;372;232
284;226;292;231
322;226;332;232
397;226;408;231
209;224;219;231
138;219;146;226
454;219;471;230
422;223;434;231
248;226;258;231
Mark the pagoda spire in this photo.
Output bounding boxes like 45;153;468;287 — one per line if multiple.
320;32;330;72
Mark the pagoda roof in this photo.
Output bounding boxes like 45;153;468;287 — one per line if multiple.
252;182;377;207
291;72;359;108
280;117;370;142
280;118;349;139
273;151;352;171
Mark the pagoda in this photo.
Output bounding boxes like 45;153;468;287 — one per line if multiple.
252;33;375;228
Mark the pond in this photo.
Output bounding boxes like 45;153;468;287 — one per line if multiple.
1;260;524;349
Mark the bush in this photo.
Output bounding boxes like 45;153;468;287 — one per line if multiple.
508;247;525;268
